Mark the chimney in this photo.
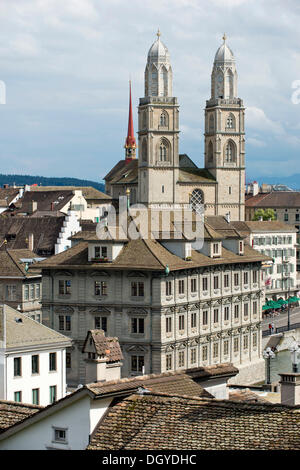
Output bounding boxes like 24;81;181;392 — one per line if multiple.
279;373;300;406
28;233;34;252
252;181;259;196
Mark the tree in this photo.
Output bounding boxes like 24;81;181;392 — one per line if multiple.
253;208;276;221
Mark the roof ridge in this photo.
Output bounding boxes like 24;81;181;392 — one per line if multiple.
6;250;26;276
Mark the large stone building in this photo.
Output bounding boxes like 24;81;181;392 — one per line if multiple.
33;215;269;386
105;32;245;221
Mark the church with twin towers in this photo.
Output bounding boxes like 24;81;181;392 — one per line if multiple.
105;31;246;222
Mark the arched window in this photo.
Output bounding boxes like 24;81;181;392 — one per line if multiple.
225;140;236;163
160;110;168;127
151;65;158;96
208;141;213;162
142;140;147;162
160;143;167;161
190;189;204;213
226;113;235;130
159;66;168;96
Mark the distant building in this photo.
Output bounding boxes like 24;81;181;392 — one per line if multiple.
245;191;300;270
0;249;43;322
232;220;298;300
0;305;72;406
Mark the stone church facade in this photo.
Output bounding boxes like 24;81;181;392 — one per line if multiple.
105;32;245;221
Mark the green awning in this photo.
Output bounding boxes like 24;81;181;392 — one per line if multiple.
277;298;288;305
287;296;300;303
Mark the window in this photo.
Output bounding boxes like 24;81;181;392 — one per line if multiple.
202;310;208;326
234;305;239;320
224;340;229;356
14;391;22;402
49;352;57;371
24;284;29;301
191;312;197;328
234;337;239;353
253;301;257;316
224;306;229;321
166;281;172;296
166;316;172;333
131;282;144;297
284;213;289;222
166;353;172;371
131;355;144;373
160;111;168;127
14;357;22;377
234;273;239;286
225;141;235;163
30;284;35;300
191;278;197;293
59;280;71;295
6;285;17;301
239;241;243;253
243;335;249;351
226;114;235;129
224;274;229;288
202;345;208;361
54;428;67;443
66;352;71;369
94;281;108;296
178;280;185;295
36;284;41;299
213;243;219;255
213;342;219;358
159;142;167;161
244;272;248;285
253;332;257;348
59;315;71;331
131;318;144;334
213;276;219;290
244;303;249;319
253;270;258;283
32;389;39;405
190;189;204;213
31;355;39;374
178;351;185;367
49;385;57;404
191;348;197;365
179;315;185;331
95;316;107;332
202;277;208;291
213;309;219;324
95;246;108;259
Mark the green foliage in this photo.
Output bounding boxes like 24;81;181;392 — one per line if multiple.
252;208;276;221
0;174;105;192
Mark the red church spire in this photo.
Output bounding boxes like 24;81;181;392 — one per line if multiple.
125;80;136;161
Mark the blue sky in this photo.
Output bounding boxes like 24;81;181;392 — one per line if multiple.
0;0;299;183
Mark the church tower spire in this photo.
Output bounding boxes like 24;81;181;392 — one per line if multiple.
137;31;180;206
204;35;245;221
124;81;136;161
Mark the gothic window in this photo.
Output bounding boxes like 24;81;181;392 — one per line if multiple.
226;113;235;130
158;138;170;162
190;189;204;213
225;140;236;163
208;141;213;162
159;66;168;96
151;65;158;96
209;114;214;133
160;110;168;127
142;140;147;162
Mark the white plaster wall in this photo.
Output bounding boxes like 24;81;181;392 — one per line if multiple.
5;348;66;406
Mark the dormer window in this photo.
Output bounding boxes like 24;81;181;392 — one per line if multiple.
212;242;221;257
239;241;244;255
94;246;108;260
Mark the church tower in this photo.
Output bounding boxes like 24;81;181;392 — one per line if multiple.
204;34;245;221
138;30;180;205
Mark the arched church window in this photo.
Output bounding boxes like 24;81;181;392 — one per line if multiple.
190;189;204;213
208;141;213;162
226;113;235;130
160;111;168;127
160;143;167;161
225;140;236;163
142;140;147;162
151;66;158;96
159;66;168;97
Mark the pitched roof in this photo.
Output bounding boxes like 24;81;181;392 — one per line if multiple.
2;305;72;350
29;186;111;201
82;330;123;363
0;216;65;255
15;190;74;213
244;220;297;233
0;188;20;206
87;392;300;450
246;191;300;208
0;401;42;432
228;388;269;404
0;249;42;277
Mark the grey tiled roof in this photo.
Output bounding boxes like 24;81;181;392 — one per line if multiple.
0;401;42;432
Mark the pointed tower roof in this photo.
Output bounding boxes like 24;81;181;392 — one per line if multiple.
125;81;136;151
214;33;235;63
